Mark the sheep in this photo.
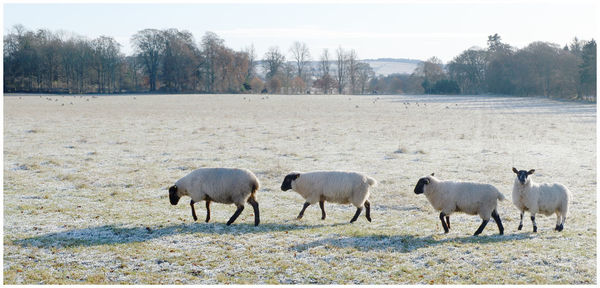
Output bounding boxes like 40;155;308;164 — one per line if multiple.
511;167;571;232
280;171;377;223
413;173;505;236
168;168;260;226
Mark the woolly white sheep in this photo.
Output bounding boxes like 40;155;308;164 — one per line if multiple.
512;167;570;232
414;173;505;236
280;171;377;223
169;168;260;226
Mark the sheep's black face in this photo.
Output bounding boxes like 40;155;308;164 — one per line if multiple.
281;173;300;191
169;185;180;205
512;167;535;185
414;177;430;194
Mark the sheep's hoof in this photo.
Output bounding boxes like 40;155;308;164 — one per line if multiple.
533;226;537;233
518;224;523;230
556;224;564;232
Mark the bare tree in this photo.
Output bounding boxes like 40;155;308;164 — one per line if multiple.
317;48;335;94
263;46;285;80
199;31;225;92
347;49;358;94
91;36;122;93
290;41;311;82
161;29;199;92
320;48;330;76
335;46;348;94
448;48;487;94
71;38;93;93
356;62;374;94
412;56;446;93
131;29;164;91
579;39;596;99
36;29;62;91
243;44;257;84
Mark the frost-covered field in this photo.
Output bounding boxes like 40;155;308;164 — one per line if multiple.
3;93;596;284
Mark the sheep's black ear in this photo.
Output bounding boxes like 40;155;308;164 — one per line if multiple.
527;169;535;175
512;167;519;174
430;173;435;176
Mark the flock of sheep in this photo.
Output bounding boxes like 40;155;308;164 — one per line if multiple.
168;167;570;236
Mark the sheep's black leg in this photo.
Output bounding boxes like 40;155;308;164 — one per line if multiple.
247;196;260;226
556;214;565;232
297;202;310;219
439;212;449;233
474;219;489;236
190;200;198;221
445;215;450;229
531;215;537;232
350;207;362;223
555;213;563;231
205;200;211;223
518;211;524;230
560;214;566;232
364;200;372;222
226;205;244;226
492;209;504;235
319;200;326;220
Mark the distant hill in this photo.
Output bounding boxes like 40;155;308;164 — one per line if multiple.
255;58;421;79
362;58;421;76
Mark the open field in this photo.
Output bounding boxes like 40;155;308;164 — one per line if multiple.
3;93;596;284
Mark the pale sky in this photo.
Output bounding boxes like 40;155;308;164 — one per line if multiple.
2;0;598;62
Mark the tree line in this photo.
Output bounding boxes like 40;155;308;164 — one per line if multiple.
372;34;596;101
3;25;373;95
3;25;596;101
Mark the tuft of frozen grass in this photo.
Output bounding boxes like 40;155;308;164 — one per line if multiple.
394;147;408;154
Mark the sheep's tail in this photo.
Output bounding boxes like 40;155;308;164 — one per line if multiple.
250;178;260;196
366;176;377;187
497;191;506;201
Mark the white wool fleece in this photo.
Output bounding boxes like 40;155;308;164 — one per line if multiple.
175;168;260;206
422;175;505;220
291;171;377;208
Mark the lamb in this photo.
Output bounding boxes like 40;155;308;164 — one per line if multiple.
280;171;377;223
168;168;260;226
511;167;571;232
413;173;505;236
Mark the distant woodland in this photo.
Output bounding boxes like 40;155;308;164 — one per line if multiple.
3;25;596;101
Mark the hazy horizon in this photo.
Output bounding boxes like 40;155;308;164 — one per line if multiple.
3;1;597;62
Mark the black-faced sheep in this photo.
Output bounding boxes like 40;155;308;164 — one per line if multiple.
280;171;377;223
169;168;260;226
414;173;505;236
512;167;571;232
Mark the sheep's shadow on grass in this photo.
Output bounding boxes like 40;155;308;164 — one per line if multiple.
291;233;535;253
13;222;330;248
